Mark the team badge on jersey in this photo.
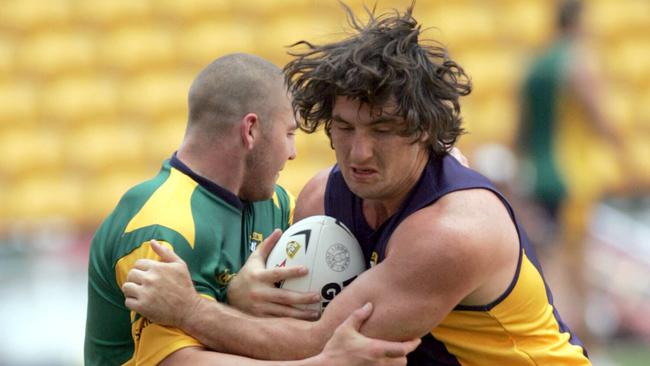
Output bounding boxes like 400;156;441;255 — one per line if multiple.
250;232;263;252
216;268;236;286
370;251;378;268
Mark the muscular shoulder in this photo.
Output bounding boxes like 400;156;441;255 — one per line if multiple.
413;188;514;240
387;189;519;300
293;167;332;221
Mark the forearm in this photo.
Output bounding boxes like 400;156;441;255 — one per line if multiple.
183;296;329;360
161;346;326;366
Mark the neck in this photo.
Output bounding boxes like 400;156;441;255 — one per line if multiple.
362;151;429;229
176;142;245;196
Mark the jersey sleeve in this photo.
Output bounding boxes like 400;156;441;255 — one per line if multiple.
115;239;213;365
273;184;296;228
125;316;202;366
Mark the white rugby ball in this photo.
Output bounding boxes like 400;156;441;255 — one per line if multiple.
266;215;366;313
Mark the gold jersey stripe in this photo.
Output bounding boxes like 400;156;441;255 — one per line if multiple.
123;317;202;366
287;189;297;225
432;251;589;365
125;167;197;248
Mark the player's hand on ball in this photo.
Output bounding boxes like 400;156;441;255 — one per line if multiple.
227;229;321;320
317;303;420;366
122;240;201;328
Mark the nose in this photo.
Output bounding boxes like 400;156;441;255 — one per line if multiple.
288;140;297;161
349;133;373;163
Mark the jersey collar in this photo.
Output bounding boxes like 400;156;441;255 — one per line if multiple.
169;152;244;210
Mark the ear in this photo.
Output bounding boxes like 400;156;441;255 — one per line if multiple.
240;113;260;150
418;130;430;144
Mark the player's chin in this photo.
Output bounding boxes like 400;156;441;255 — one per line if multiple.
243;183;276;202
348;185;382;200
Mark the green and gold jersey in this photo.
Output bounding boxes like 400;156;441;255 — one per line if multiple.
520;39;621;207
84;154;295;366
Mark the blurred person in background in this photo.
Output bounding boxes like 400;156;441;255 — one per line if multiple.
84;52;419;366
517;0;625;346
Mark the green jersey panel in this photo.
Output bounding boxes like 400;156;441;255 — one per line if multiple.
84;155;294;365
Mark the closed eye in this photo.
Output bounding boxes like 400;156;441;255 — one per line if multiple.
333;121;354;131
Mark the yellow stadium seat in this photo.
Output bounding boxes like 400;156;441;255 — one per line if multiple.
41;76;118;124
256;16;332;62
498;0;553;48
418;4;497;47
154;0;230;22
456;48;526;98
85;170;153;221
98;27;176;73
640;89;650;125
587;0;650;39
0;81;38;125
463;97;518;146
0;127;64;177
65;122;146;173
603;87;635;132
0;0;71;33
0;37;15;80
231;0;315;17
0;179;6;223
4;174;84;222
17;32;95;77
178;21;256;66
144;116;186;163
610;38;650;86
74;0;151;28
278;159;334;198
120;71;191;118
294;131;335;164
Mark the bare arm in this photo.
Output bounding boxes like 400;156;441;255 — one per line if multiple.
568;45;623;147
123;240;325;360
314;189;519;340
125;184;516;359
159;303;419;366
156;169;332;358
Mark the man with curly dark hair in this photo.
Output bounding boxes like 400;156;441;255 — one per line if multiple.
122;4;592;365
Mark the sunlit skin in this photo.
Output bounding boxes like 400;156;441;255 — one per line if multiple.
329;96;430;228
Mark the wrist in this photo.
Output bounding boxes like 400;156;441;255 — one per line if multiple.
178;292;206;331
310;319;332;353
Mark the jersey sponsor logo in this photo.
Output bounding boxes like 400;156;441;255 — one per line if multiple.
286;241;301;258
134;317;152;342
250;232;263;252
325;243;350;272
216;268;237;286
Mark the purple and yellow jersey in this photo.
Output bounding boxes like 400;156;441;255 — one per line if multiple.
325;154;590;365
84;153;294;365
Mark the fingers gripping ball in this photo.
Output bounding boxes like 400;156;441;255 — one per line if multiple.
266;215;366;314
